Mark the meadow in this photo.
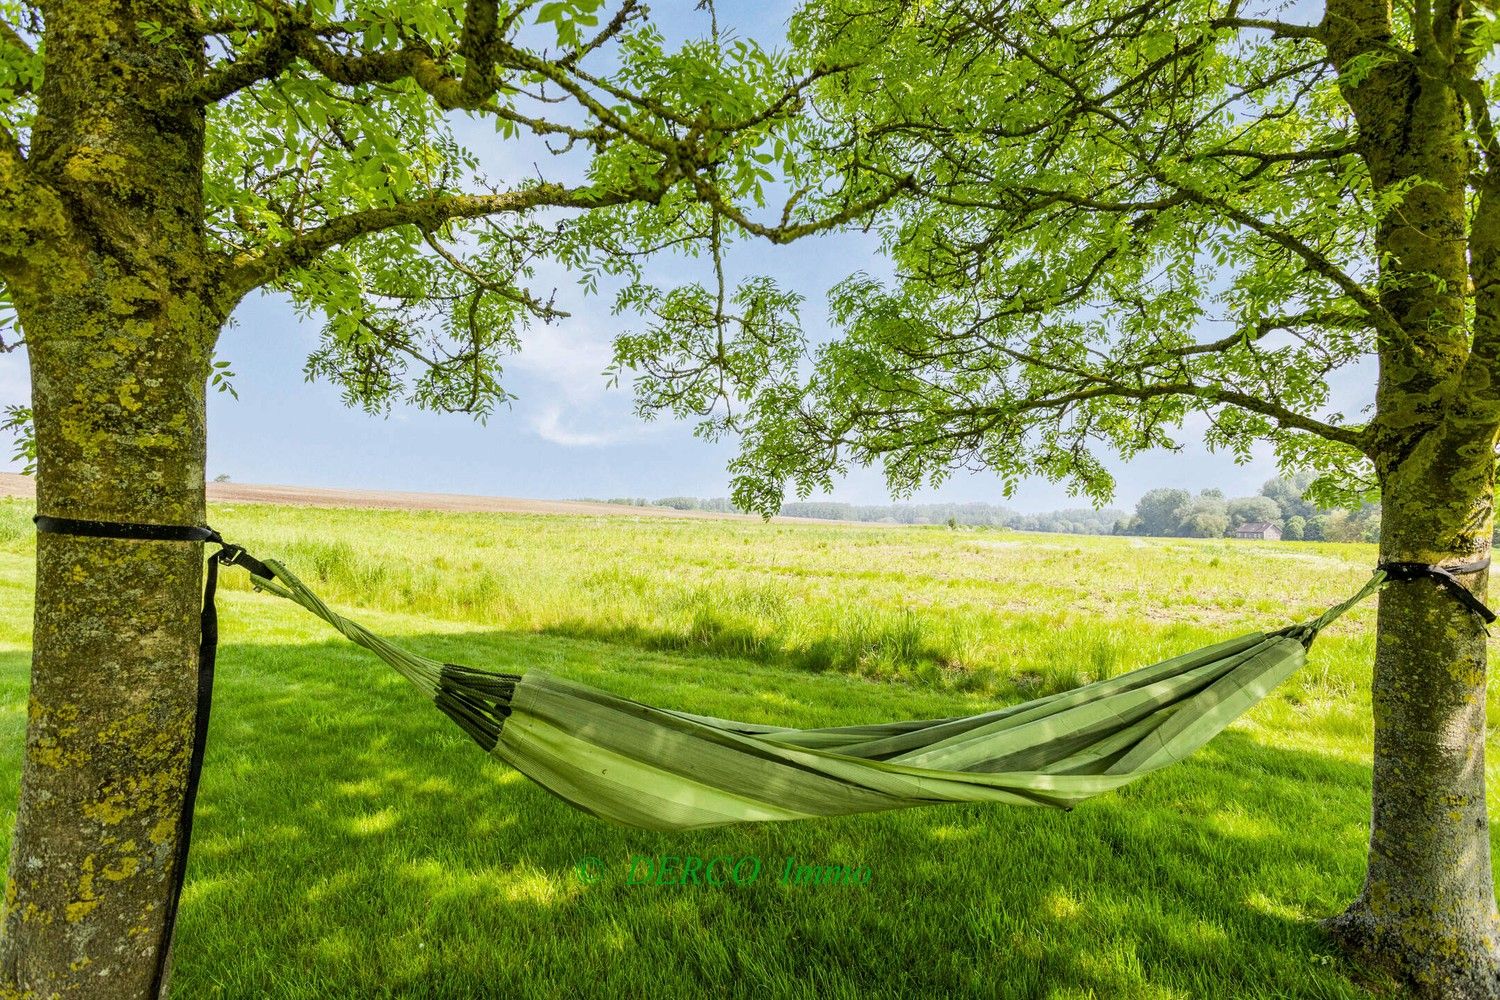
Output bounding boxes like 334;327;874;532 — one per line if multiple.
0;496;1484;998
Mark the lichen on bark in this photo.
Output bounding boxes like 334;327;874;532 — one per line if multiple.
0;2;221;996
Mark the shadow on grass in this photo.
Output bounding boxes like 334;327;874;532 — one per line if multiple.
519;614;1185;703
529;612;965;688
0;633;1385;1000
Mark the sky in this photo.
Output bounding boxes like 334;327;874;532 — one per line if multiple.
0;1;1367;515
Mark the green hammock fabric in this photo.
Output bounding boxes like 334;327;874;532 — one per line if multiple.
247;560;1383;832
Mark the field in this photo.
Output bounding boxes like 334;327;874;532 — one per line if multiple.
0;494;1487;998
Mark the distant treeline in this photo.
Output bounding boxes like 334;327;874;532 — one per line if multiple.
1119;473;1380;543
593;496;1127;533
590;471;1382;542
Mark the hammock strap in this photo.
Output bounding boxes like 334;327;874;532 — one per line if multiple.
30;515;272;1000
1375;557;1495;624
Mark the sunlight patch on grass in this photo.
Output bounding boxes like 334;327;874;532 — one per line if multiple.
345;808;398;836
1044;889;1083;920
1245;890;1308;923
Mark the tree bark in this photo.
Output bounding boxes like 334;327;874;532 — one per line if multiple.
1318;1;1500;993
0;2;218;996
1;296;215;998
1325;429;1500;998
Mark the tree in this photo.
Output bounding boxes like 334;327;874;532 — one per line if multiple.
0;2;900;994
1227;495;1284;532
1176;490;1230;538
618;0;1500;993
1322;509;1356;543
1262;472;1321;521
1323;502;1385;543
1130;487;1192;536
1285;515;1307;541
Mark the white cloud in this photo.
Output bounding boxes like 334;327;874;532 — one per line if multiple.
509;318;617;400
531;402;642;448
510;317;662;447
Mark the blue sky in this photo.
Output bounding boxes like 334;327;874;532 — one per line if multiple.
0;1;1366;514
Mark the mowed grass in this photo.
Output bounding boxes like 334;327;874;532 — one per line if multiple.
0;496;1491;998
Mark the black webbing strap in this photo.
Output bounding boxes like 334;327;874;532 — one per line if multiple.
32;515;272;999
1376;557;1496;624
32;515;218;544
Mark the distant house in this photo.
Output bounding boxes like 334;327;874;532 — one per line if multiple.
1234;521;1283;541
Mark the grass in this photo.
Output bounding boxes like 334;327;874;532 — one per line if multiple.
0;495;1488;997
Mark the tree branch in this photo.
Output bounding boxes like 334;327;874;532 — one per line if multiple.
1162;309;1371;358
1199;144;1359;165
219;176;673;301
1457;75;1500;417
0;17;35;59
1173;186;1403;341
951;379;1369;451
0;129;68;269
189;0;510;108
0;16;36;99
1209;16;1324;40
686;170;915;244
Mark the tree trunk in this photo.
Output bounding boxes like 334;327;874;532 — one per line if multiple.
0;301;214;998
0;3;217;996
1319;1;1500;992
1326;435;1500;998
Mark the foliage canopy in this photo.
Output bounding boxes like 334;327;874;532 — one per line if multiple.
617;0;1500;516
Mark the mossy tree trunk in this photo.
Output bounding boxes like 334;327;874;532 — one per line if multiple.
1326;1;1500;992
0;2;222;996
1331;444;1500;997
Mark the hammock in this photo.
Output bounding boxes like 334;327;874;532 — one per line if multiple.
234;555;1387;832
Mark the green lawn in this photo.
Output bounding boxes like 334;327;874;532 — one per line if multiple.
0;496;1485;998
